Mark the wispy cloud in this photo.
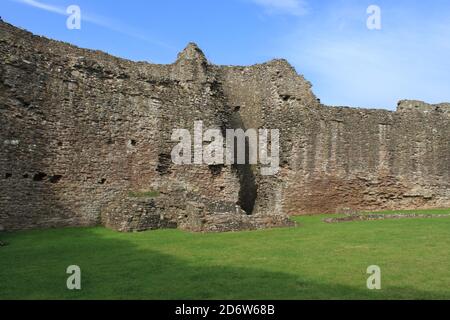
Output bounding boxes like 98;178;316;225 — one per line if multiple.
275;3;450;109
14;0;66;15
12;0;173;50
250;0;309;16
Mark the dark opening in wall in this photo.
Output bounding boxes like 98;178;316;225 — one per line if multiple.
233;106;241;112
49;175;63;183
208;164;223;176
130;139;137;146
156;153;172;175
57;141;63;147
228;112;258;215
234;163;257;215
98;178;106;185
33;172;47;181
23;173;29;178
4;173;12;179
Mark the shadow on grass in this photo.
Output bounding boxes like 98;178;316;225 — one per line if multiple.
0;227;446;300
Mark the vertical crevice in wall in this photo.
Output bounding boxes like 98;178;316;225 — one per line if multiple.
228;110;258;215
235;161;257;215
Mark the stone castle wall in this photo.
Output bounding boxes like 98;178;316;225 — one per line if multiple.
1;21;449;232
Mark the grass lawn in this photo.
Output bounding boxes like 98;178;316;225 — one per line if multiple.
1;208;450;300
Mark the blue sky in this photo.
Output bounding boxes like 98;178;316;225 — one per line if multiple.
1;0;450;109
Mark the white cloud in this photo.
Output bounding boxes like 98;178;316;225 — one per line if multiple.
12;0;172;49
14;0;117;28
15;0;65;15
250;0;308;16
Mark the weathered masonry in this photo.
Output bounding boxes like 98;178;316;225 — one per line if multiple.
1;21;450;232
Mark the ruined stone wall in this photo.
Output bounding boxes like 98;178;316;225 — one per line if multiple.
282;104;450;214
221;63;450;214
1;21;449;232
0;22;243;231
221;60;450;215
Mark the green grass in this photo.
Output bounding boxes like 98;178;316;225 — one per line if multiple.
128;190;160;198
1;209;450;300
